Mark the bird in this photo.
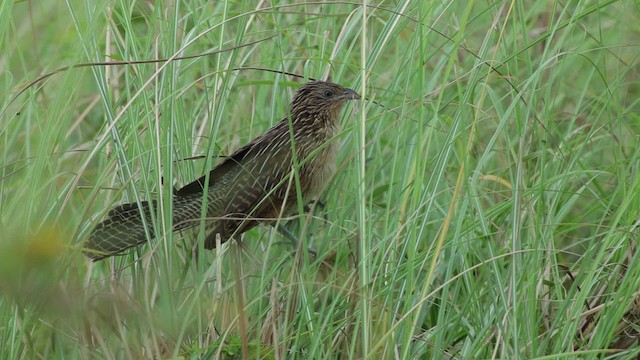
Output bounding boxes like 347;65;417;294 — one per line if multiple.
83;80;360;260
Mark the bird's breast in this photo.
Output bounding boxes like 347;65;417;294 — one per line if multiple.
303;121;341;198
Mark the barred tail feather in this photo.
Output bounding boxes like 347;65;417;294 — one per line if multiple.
83;201;155;260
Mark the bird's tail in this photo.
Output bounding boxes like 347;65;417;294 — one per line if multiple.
83;201;156;261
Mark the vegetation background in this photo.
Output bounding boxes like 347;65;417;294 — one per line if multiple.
1;0;639;358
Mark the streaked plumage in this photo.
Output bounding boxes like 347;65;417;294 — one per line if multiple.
83;81;360;260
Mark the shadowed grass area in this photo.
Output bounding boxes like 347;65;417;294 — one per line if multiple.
2;0;640;358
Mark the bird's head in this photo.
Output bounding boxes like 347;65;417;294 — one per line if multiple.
290;81;360;122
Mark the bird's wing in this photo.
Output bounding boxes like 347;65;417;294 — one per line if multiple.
176;120;289;196
176;143;253;195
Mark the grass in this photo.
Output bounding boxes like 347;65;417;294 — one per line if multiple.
2;0;640;358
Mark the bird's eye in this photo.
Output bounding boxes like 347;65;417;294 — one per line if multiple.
323;89;334;97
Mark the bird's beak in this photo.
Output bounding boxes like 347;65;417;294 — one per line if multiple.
342;88;361;101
